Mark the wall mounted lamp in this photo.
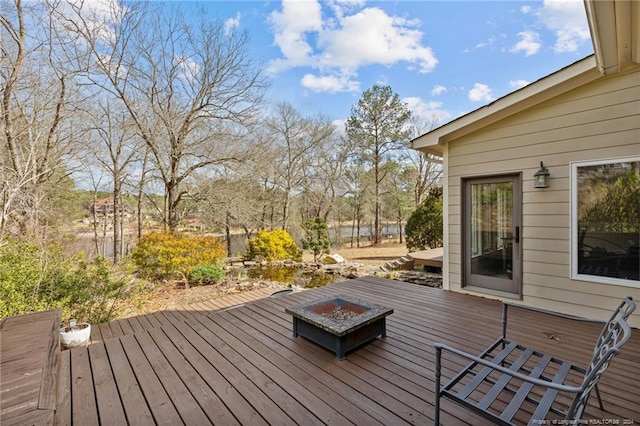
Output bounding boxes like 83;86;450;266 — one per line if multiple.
534;161;550;188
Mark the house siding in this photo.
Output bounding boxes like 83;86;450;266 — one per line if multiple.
444;66;640;327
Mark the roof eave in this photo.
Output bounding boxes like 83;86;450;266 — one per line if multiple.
411;56;599;154
585;0;640;75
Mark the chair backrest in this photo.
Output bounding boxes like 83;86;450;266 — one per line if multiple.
567;297;636;419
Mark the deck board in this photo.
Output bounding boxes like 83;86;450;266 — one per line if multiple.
135;331;211;425
88;343;127;426
70;345;99;425
54;349;71;426
103;338;155;425
207;311;380;425
172;320;292;425
119;333;183;425
146;326;240;425
221;302;416;425
159;322;268;425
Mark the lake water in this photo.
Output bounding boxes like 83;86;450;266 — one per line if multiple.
64;224;402;260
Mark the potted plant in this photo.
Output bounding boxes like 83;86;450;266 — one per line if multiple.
60;319;91;349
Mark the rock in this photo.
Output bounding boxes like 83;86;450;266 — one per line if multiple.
323;253;345;264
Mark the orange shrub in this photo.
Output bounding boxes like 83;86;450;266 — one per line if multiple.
131;232;226;279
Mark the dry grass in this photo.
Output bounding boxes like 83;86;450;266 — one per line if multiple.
302;241;409;266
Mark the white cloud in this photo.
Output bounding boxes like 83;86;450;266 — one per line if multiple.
301;73;360;93
521;6;532;14
56;0;127;44
174;55;200;82
403;96;451;125
268;1;437;93
468;83;494;102
225;12;241;36
318;7;437;72
268;0;323;69
327;0;366;19
431;85;447;96
509;79;530;89
475;36;496;49
510;31;541;56
538;0;590;53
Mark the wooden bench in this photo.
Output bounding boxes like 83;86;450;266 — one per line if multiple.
434;297;635;425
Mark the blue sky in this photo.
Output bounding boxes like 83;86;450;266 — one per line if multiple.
177;0;592;128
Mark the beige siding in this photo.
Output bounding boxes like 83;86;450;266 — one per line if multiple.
445;66;640;328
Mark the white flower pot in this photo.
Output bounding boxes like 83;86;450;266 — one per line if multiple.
60;322;91;349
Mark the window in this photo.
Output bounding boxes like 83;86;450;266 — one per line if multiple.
571;157;640;286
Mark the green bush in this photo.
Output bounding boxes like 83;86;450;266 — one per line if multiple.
405;188;443;252
246;229;302;261
59;257;130;324
189;263;225;285
0;239;129;323
131;232;226;280
302;217;331;262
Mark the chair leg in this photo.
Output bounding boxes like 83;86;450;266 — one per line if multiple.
594;384;604;411
435;346;442;425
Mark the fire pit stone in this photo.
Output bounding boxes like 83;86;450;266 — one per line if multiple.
285;294;393;360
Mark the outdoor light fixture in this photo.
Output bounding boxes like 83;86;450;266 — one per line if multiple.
534;161;550;188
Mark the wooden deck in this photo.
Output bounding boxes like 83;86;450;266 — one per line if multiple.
2;278;639;425
408;247;443;269
88;287;277;344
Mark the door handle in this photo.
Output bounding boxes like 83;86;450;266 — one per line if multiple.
500;227;520;243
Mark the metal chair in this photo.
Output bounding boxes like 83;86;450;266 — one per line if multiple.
434;297;635;425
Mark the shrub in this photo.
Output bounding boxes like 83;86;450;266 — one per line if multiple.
60;257;130;324
302;217;331;262
189;263;225;285
131;232;226;280
405;188;443;252
246;229;302;261
0;239;128;323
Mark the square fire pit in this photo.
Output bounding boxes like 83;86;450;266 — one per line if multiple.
285;295;393;360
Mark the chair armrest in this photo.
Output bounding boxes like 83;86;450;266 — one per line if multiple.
501;301;604;339
502;301;605;323
434;342;584;394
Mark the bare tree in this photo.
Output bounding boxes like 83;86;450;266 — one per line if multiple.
1;0;79;239
85;101;139;262
265;103;335;230
132;146;153;240
299;134;349;222
57;2;267;231
409;117;442;206
343;163;373;248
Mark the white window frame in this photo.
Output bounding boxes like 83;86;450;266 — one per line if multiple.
570;156;640;288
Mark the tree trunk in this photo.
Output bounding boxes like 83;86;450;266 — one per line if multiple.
101;216;108;257
373;156;381;245
282;188;290;230
92;193;100;257
137;193;144;240
112;187;121;263
225;210;232;257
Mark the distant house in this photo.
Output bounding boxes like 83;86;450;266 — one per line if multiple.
412;0;639;327
90;197;128;218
